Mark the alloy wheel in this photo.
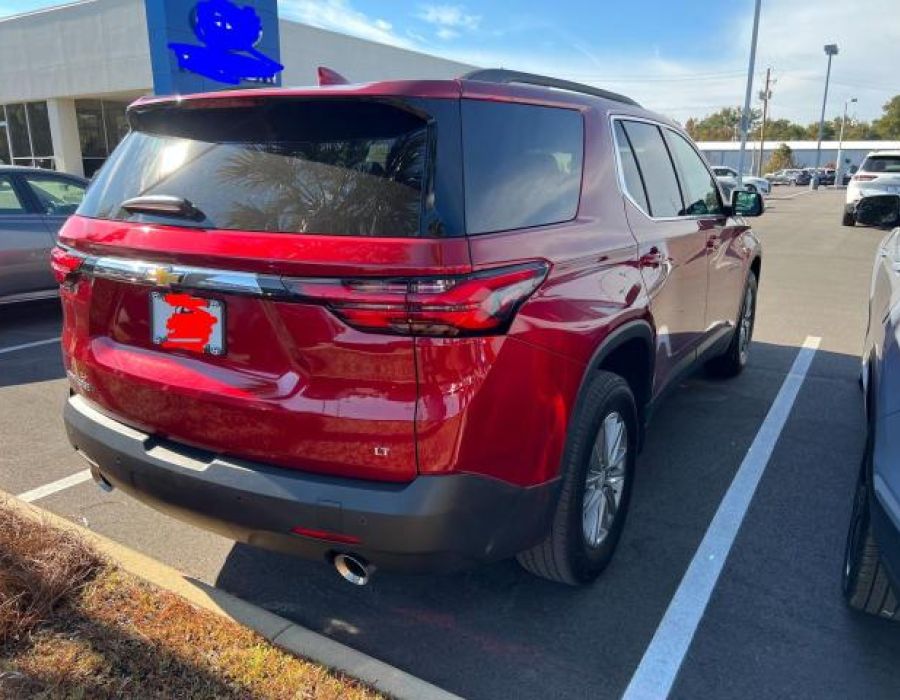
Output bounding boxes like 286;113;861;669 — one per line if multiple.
582;412;628;548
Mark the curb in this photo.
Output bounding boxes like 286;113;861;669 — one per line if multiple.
2;492;462;700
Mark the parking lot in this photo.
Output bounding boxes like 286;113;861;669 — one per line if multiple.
3;187;900;699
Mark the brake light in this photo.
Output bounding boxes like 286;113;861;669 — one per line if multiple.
50;246;86;284
282;261;549;337
853;174;877;182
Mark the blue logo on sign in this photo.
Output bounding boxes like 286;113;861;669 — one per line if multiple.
168;0;284;85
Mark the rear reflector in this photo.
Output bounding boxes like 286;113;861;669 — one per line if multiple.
50;245;86;284
283;261;550;337
853;174;877;182
290;526;361;544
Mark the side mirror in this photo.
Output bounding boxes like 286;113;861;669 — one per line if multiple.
855;195;900;228
731;189;764;217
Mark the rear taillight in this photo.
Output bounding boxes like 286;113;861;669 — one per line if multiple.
283;261;549;337
853;174;877;182
50;246;86;284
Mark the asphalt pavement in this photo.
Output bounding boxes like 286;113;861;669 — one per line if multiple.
2;187;898;699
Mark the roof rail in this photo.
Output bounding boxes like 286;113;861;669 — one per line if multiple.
461;69;641;107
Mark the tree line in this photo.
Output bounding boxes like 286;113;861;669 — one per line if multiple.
685;95;900;142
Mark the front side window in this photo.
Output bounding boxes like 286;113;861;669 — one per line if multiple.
0;176;26;215
620;120;683;218
666;131;723;216
462;100;584;234
79;99;433;237
24;175;86;216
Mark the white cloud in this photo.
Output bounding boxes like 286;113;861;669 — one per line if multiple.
437;27;460;40
425;0;899;125
279;0;412;49
418;5;480;31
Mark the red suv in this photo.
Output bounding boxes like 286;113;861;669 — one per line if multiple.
56;70;763;585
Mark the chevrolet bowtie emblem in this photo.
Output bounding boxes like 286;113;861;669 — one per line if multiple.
147;266;183;287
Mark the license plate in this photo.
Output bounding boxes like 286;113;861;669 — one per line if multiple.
151;291;225;355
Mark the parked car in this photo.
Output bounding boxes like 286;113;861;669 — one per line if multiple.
57;69;763;586
711;165;771;195
0;166;88;305
765;169;801;185
844;194;900;621
790;169;812;186
844;151;900;226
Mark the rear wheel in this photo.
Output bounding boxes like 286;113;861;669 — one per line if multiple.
843;432;900;621
842;210;856;227
706;271;757;378
517;371;636;585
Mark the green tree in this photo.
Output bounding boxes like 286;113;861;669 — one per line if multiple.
685;107;761;141
873;96;900;139
760;118;805;141
765;143;795;172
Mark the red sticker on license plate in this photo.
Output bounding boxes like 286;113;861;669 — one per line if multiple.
151;292;224;355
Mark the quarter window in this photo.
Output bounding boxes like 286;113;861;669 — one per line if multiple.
620;121;683;218
462;100;584;234
666;131;723;216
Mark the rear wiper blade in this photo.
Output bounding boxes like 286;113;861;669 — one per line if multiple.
120;195;206;222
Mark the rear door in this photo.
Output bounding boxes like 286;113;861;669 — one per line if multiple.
614;118;708;392
59;96;467;482
0;173;55;297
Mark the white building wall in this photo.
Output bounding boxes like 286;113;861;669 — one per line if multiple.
698;140;900;172
0;0;153;103
278;21;475;85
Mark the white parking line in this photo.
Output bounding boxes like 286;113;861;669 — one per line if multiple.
0;337;61;355
17;469;92;503
623;335;821;700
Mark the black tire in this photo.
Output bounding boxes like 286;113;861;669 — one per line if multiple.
745;183;758;194
706;271;757;378
517;371;637;585
842;433;900;621
842;210;856;227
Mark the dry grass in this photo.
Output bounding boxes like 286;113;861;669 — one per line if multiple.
0;501;381;699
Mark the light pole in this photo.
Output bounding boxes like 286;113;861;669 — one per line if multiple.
835;97;857;187
811;43;838;190
736;0;762;189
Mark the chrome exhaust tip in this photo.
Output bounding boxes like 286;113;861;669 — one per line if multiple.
85;459;113;493
333;553;373;586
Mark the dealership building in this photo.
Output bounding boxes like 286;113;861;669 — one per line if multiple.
698;139;900;173
0;0;473;177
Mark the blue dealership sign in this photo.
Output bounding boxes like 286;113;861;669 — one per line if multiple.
145;0;283;95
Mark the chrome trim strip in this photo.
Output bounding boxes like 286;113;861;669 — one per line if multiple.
60;245;286;298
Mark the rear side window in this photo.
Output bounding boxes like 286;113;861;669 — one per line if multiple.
0;176;26;215
614;122;650;214
78;100;436;237
620;120;683;218
462;100;583;235
862;155;900;173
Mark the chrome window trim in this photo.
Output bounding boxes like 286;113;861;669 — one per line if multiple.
609;114;728;223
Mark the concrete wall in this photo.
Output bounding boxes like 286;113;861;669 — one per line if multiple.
278;21;475;85
698;140;900;173
0;0;153;103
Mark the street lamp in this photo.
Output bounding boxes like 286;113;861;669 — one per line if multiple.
736;0;762;189
811;43;839;190
835;97;857;187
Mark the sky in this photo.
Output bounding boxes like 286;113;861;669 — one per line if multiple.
2;0;898;125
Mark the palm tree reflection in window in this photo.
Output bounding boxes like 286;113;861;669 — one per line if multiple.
215;129;427;236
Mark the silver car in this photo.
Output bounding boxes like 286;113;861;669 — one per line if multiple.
0;166;87;304
844;194;900;621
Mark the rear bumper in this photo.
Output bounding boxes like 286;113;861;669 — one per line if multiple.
64;395;559;573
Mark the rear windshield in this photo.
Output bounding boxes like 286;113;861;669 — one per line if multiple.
78;99;437;237
862;155;900;174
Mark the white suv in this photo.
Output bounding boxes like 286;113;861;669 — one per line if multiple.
845;151;900;226
711;166;771;195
